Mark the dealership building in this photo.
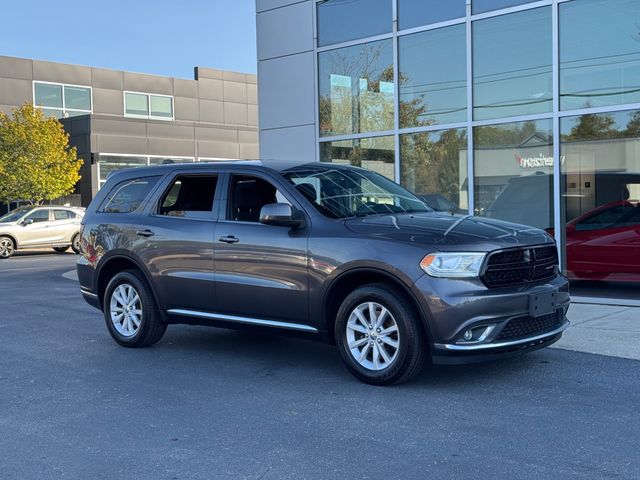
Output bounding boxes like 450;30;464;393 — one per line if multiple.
0;55;258;207
256;0;640;292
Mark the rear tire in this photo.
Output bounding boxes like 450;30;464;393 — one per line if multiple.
53;246;70;253
0;236;15;259
335;283;427;385
71;233;81;254
103;269;167;347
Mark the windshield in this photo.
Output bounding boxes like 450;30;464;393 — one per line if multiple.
0;207;32;223
282;166;431;219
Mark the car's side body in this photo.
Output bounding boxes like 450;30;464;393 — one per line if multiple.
78;161;570;374
0;206;84;252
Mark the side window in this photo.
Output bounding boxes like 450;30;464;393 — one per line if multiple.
576;204;637;231
228;175;286;223
159;175;218;219
53;210;70;221
100;176;160;214
25;210;50;223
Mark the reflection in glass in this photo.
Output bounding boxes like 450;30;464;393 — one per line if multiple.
472;0;534;15
398;0;465;30
317;0;392;47
400;129;468;213
40;108;63;119
319;40;394;137
98;155;148;184
64;86;91;111
474;119;554;230
560;0;640;110
320;135;395;179
148;157;194;165
125;92;149;116
473;7;552;120
150;95;173;118
561;109;640;282
34;82;63;108
399;24;467;127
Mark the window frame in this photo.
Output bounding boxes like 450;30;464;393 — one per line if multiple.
32;80;93;118
24;208;52;223
123;91;175;121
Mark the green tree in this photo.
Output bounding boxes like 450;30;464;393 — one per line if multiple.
0;103;82;204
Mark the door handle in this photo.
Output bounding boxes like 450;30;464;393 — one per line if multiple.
218;235;239;244
136;229;155;237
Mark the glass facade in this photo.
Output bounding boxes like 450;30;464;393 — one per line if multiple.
97;155;195;186
315;0;640;291
124;92;174;120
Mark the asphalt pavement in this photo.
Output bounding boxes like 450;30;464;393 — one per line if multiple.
0;252;638;480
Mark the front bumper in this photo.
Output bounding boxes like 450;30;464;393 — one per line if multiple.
413;273;570;364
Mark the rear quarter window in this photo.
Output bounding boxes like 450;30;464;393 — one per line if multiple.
99;176;161;214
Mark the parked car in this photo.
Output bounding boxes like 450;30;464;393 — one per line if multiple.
563;200;640;282
0;206;84;258
77;161;570;385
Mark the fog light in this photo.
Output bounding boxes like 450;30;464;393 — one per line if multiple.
463;329;473;341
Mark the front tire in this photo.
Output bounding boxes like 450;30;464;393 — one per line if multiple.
0;236;15;259
103;269;167;347
335;283;427;385
71;233;81;254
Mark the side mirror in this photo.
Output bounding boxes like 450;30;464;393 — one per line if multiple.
259;203;303;228
21;218;34;226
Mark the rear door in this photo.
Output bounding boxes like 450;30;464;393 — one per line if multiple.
214;172;310;324
49;209;78;244
134;170;220;313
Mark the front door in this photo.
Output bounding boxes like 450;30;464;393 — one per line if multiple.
134;172;220;312
214;173;309;324
19;209;53;246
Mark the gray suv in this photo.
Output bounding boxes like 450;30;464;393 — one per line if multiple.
77;161;570;385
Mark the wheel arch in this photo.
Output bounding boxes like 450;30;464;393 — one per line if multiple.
321;267;433;345
0;233;18;250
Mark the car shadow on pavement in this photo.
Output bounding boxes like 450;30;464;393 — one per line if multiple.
13;249;77;257
150;324;546;389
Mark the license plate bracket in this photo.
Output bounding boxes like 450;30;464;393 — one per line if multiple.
530;290;558;318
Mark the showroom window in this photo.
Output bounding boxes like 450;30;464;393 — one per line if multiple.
473;7;552;120
124;92;174;120
320;136;395;179
399;24;467;127
318;39;394;137
474;119;554;231
317;0;392;47
472;0;535;15
398;0;466;30
400;128;468;212
33;81;92;119
560;0;640;111
97;155;194;186
561;109;640;282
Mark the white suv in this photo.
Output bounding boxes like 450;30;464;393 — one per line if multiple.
0;206;84;258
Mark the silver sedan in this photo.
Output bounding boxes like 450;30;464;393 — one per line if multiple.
0;206;84;258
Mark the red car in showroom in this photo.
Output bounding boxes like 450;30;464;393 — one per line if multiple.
564;200;640;282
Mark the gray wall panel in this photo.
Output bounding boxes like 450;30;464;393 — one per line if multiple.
223;81;248;104
247;83;258;105
197;140;239;158
96;135;149;154
258;51;315;130
123;72;173;95
33;60;91;85
195;67;223;80
257;1;313;60
260;125;315;161
199;100;225;123
174;78;198;98
147;122;195;140
198;78;223;101
91;117;148;137
148;138;196;157
0;56;32;80
222;71;247;83
0;78;31;105
196;126;238;143
240;143;260;159
92;88;124;116
224;102;249;125
91;68;124;90
174;96;199;121
248;105;259;127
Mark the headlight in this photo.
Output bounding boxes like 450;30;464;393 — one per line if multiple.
420;252;486;278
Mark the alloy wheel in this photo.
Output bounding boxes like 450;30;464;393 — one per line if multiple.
110;283;143;337
0;238;14;258
346;301;400;371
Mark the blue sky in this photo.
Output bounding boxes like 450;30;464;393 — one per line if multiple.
1;0;257;78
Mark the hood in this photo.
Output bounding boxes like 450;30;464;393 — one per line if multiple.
0;222;17;228
344;212;553;252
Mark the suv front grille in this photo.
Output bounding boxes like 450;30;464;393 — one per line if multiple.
482;245;558;288
495;311;562;341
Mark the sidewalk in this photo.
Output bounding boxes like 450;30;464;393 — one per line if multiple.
554;302;640;361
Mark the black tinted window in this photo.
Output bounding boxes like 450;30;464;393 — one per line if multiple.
576;203;640;231
229;175;287;223
159;175;218;219
25;210;50;223
100;177;160;214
